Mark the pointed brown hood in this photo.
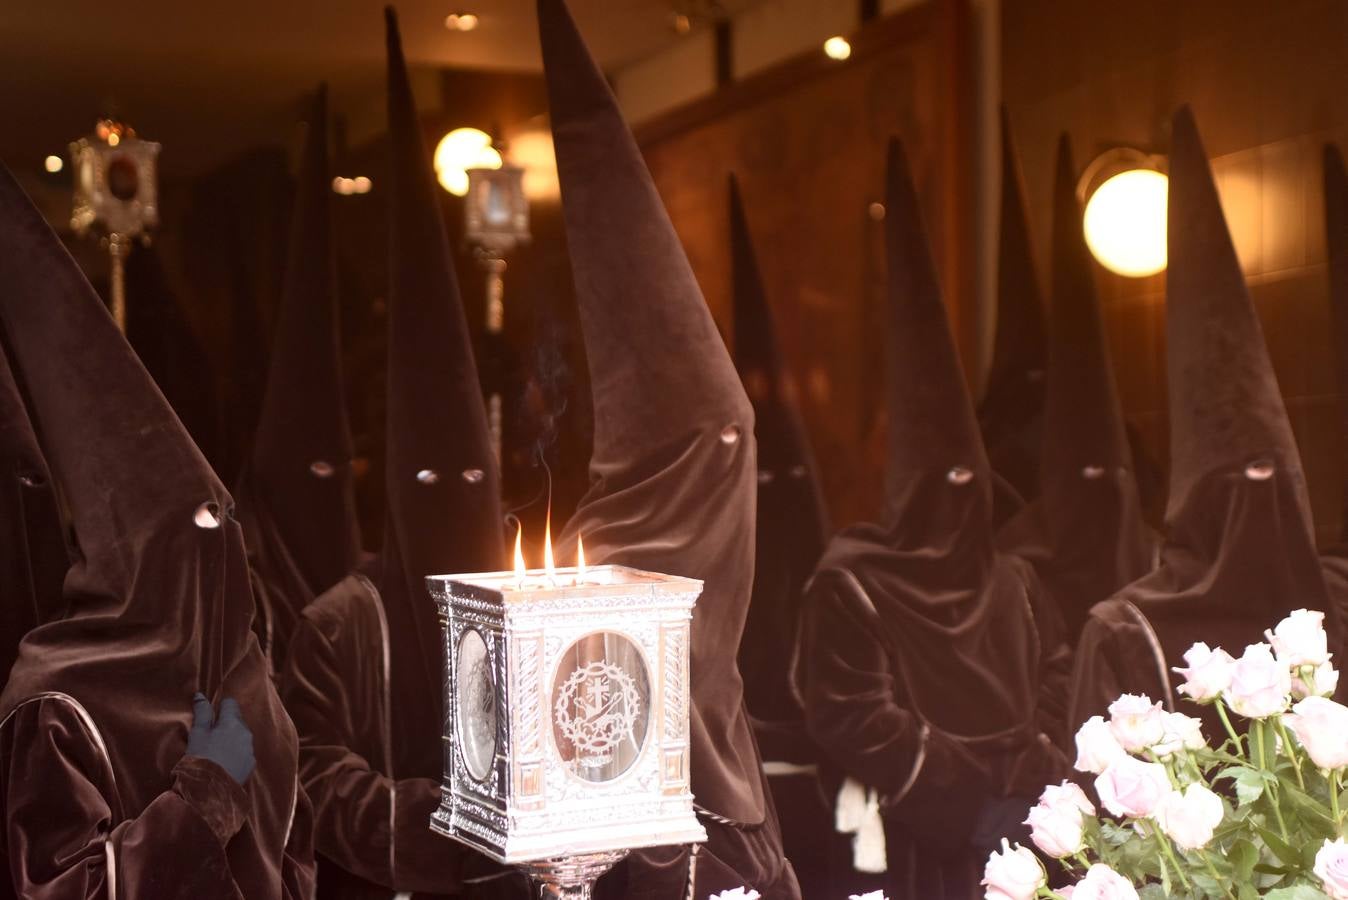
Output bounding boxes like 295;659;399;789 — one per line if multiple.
382;7;503;777
238;86;361;666
539;0;766;825
0;335;66;680
0;166;299;891
1323;144;1348;542
1081;108;1325;716
728;175;828;745
1032;134;1152;635
881;139;993;537
980;111;1047;504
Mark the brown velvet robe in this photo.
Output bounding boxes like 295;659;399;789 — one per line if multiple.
1068;108;1330;732
796;141;1064;900
1319;143;1348;685
538;0;797;894
0;164;315;899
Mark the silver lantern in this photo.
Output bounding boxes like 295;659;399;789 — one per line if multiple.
426;564;707;898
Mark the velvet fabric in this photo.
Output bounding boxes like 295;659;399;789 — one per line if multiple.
1069;108;1328;730
727;176;832;897
0;164;313;897
0;331;65;683
538;0;795;894
796;141;1063;900
979;113;1048;512
997;136;1154;643
278;10;510;897
236;86;361;671
1319;144;1348;681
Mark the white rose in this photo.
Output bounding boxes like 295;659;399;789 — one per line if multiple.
1317;838;1348;900
1074;715;1127;774
848;893;888;900
982;838;1044;900
1173;642;1236;703
1155;784;1224;850
1026;782;1095;858
1151;712;1206;759
1094;756;1171;818
1293;660;1340;699
1065;864;1140;900
1040;780;1095;817
1285;696;1348;770
709;890;760;900
1224;644;1291;718
1107;694;1165;752
1266;608;1331;667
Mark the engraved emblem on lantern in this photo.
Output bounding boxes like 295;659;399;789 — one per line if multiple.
427;547;706;892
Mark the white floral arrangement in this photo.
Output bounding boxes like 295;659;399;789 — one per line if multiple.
984;609;1348;899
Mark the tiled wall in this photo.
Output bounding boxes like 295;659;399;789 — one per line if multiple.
1003;0;1348;540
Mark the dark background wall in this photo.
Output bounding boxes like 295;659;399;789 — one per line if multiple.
1003;0;1348;542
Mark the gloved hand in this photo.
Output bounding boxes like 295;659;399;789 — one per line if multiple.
186;692;256;785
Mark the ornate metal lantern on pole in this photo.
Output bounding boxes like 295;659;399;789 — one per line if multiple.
427;555;707;899
70;120;161;332
464;161;529;465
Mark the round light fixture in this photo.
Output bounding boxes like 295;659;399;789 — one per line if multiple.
823;36;852;60
445;12;479;31
44;155;64;174
433;127;502;196
1078;148;1168;278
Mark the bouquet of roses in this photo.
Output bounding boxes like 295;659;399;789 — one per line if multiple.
983;609;1348;900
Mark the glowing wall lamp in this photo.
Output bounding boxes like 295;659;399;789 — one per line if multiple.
434;127;502;196
1079;148;1168;278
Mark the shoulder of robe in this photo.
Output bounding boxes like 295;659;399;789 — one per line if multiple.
297;573;384;643
0;695;115;776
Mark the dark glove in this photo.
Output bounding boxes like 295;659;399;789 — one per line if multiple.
884;727;995;856
186;692;256;785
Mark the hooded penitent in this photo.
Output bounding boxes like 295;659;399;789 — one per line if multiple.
236;86;361;670
999;135;1153;642
0;334;65;684
979;113;1047;512
729;175;830;755
0;164;313;897
1070;107;1327;727
796;139;1057;900
538;1;795;895
276;11;517;898
1317;143;1348;684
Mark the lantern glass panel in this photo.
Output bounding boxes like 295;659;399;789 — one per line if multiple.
551;632;650;783
455;628;497;782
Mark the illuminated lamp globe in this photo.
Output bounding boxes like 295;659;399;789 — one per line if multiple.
434;127;502;196
1083;168;1168;278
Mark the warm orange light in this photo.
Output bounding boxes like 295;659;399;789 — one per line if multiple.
543;509;556;581
576;534;586;579
514;523;526;582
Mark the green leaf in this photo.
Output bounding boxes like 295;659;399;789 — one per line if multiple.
1232;768;1268;806
1229;839;1259;881
1237;885;1261;900
1257;824;1304;868
1137;886;1169;900
1264;885;1331;899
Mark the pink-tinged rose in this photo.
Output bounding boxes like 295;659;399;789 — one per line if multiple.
1223;643;1291;718
1094;756;1171;818
1074;716;1127;774
1293;661;1340;700
1173;642;1235;703
1025;801;1085;859
982;839;1044;900
1285;696;1348;770
1317;838;1348;900
1040;780;1095;817
1151;712;1206;759
1155;784;1224;850
1107;694;1165;752
1065;864;1140;900
1266;608;1331;667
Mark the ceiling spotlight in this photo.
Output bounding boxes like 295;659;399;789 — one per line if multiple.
1079;148;1168;278
44;155;64;174
823;36;852;61
352;176;372;194
433;127;502;196
445;12;479;31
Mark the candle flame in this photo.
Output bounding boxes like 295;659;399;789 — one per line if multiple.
514;523;526;582
543;508;556;581
576;534;586;579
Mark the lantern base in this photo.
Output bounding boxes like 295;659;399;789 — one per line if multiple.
519;849;628;899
